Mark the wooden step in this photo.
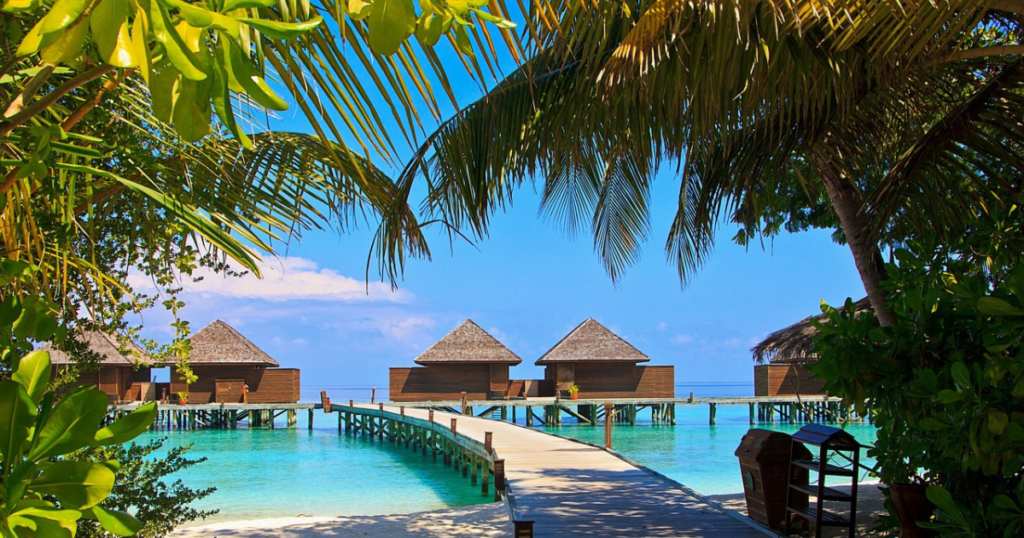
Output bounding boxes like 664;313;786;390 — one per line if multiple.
789;483;855;502
787;506;851;527
791;459;856;476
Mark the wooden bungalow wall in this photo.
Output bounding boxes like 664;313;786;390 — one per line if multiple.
542;364;675;399
754;364;825;396
171;366;301;403
390;364;509;402
58;366;150;402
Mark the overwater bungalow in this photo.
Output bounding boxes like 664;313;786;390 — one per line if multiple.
169;320;300;404
389;319;523;402
536;318;675;399
42;331;153;403
751;298;870;396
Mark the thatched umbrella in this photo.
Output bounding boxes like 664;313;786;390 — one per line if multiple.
536;318;649;364
415;319;521;364
39;331;150;366
752;298;871;364
188;320;279;366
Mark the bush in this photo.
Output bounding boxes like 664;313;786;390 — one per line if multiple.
812;243;1024;537
75;439;218;538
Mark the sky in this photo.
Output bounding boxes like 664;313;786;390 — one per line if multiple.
129;23;867;391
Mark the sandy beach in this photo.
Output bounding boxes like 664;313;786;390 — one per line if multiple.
171;483;888;537
169;502;513;538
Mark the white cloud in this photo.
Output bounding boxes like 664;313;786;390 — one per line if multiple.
352;315;437;345
671;334;694;345
129;256;409;303
291;338;308;346
657;322;668;331
488;327;511;345
271;336;284;345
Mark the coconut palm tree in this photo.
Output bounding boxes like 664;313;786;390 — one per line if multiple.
401;0;1024;325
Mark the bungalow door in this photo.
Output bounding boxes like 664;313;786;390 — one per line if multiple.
489;364;509;399
556;364;575;394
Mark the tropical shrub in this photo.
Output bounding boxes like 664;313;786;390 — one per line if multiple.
812;239;1024;537
75;439;217;538
0;350;158;537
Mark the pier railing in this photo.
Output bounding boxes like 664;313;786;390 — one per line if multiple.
334;403;507;501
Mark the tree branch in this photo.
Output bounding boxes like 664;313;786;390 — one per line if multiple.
0;64;115;138
3;63;55;119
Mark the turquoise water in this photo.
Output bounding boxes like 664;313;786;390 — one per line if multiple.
538;405;877;494
141;424;487;524
146;388;877;523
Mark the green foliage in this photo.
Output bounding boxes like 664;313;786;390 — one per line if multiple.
0;351;158;537
74;439;217;538
811;232;1024;536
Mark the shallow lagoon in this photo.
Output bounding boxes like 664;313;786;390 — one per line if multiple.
155;385;876;522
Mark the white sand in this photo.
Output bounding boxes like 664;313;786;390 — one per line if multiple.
171;484;890;537
168;502;513;538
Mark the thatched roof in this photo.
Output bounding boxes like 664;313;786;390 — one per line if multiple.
414;319;522;365
752;298;872;364
188;320;279;366
40;332;150;366
536;318;649;365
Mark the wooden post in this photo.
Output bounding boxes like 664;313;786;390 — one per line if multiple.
604;402;613;449
484;432;493;454
513;520;535;538
526;406;533;427
450;418;457;436
709;403;717;425
400;406;405;418
461;392;467;415
429;409;434;423
749;403;755;425
494;458;505;501
349;399;354;408
688;391;694;403
319;389;331;411
308;409;314;431
379;402;384;413
371;387;376;404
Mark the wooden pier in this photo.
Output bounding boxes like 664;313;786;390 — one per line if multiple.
332;403;772;538
396;395;861;427
110;402;319;430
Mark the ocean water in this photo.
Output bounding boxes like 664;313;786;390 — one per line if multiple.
147;384;876;523
141;425;487;524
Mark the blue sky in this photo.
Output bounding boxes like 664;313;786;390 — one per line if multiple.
130;26;867;390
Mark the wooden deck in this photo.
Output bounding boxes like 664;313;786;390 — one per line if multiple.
354;404;772;538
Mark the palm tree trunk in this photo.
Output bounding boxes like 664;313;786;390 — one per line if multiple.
814;151;897;327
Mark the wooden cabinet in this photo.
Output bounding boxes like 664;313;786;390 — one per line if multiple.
785;424;861;538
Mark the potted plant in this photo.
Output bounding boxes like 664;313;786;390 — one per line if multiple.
569;385;580;400
177;390;189;405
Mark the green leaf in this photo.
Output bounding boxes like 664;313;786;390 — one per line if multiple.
918;418;947;431
30;462;115;510
238;16;322;39
84;506;142;536
39;0;90;34
147;0;207;80
365;0;414;55
977;297;1024;316
926;485;960;516
12;351;51;405
151;66;180;122
93;402;157;446
993;494;1018;511
221;0;274;10
0;380;37;462
453;23;474;57
90;0;139;68
173;78;212;143
28;389;109;461
224;40;288;111
951;362;971;389
937;389;963;404
415;13;444;47
346;0;371;20
157;0;213;27
988;410;1009;435
39;19;89;64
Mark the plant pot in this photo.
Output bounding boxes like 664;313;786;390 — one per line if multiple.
178;397;188;405
571;393;578;400
889;484;937;538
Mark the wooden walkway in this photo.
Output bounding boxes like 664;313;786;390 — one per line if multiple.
357;404;771;538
